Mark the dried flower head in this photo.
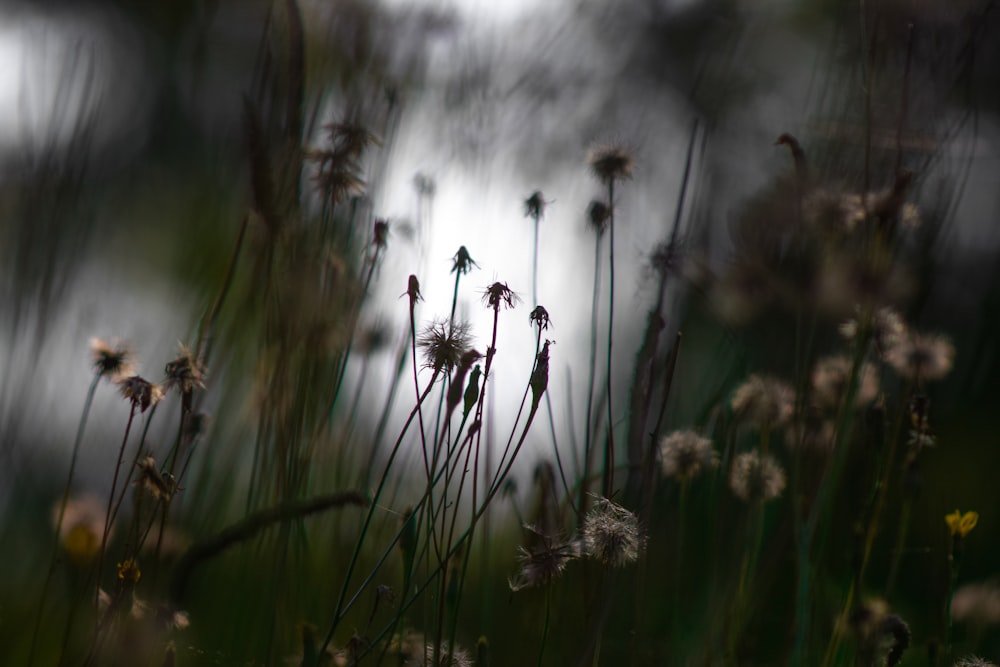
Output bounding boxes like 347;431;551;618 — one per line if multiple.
482;281;520;311
417;320;473;374
839;307;907;352
135;456;177;501
951;580;1000;626
885;333;955;382
55;495;108;565
729;450;786;502
163;344;206;396
731;375;795;430
524;190;547;219
529;305;552;331
117;376;164;413
529;339;551;406
847;599;911;667
373;218;390;248
508;526;581;591
811;356;879;409
659;430;719;481
582;497;644;567
587;143;635;184
946;510;978;539
587;200;611;235
954;658;998;667
403;274;423;304
90;338;134;380
451;245;479;276
322;121;380;158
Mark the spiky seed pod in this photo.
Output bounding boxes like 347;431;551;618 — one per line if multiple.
529;305;552;331
483;281;520;311
587;144;635;184
447;350;483;413
587;200;611;235
90;338;135;381
524;191;546;219
451;246;479;275
118;376;164;413
581;497;644;567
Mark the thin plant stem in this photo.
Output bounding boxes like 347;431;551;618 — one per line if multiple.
605;178;617;497
538;585;552;667
28;372;101;667
581;234;603;511
95;404;137;605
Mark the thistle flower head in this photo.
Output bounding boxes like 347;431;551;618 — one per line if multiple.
529;305;552;331
417;320;473;374
582;497;644;567
118;375;164;413
885;333;955;382
482;281;520;311
587;200;611;235
587;143;635;184
659;430;718;481
811;356;879;409
89;338;134;381
164;344;206;396
731;374;795;430
524;190;547;219
508;526;581;591
451;245;479;276
729;450;786;503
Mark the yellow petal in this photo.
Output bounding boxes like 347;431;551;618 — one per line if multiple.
945;510;962;535
959;511;979;536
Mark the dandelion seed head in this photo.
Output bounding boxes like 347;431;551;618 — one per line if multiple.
451;246;479;276
731;374;795;430
582;497;644;567
417;320;473;374
885;333;954;381
951;580;1000;626
482;281;520;310
729;450;786;502
659;430;718;481
811;356;879;409
587;143;635;184
164;344;206;396
954;657;998;667
587;200;611;235
508;527;581;591
524;190;546;219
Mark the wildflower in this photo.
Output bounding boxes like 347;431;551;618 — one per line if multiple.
55;495;107;565
951;580;1000;626
811;356;879;409
508;526;581;591
482;281;520;310
90;338;134;380
117;558;142;584
731;374;795;430
134;456;177;501
524;190;547;219
582;497;644;566
587;200;611;235
117;375;164;413
163;344;206;396
529;305;552;331
729;450;786;502
587;143;635;184
885;333;955;382
946;510;978;539
659;430;718;481
417;320;473;374
451;245;479;276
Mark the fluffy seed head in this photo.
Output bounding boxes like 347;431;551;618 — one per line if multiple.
811;356;879;409
417;320;473;374
90;338;134;381
164;344;206;396
508;527;581;591
482;281;520;310
659;430;718;481
885;333;955;382
951;580;1000;626
587;143;635;184
118;376;164;413
582;497;644;567
729;450;786;502
731;374;795;430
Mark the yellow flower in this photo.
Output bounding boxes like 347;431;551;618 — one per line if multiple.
946;510;978;538
117;559;142;584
